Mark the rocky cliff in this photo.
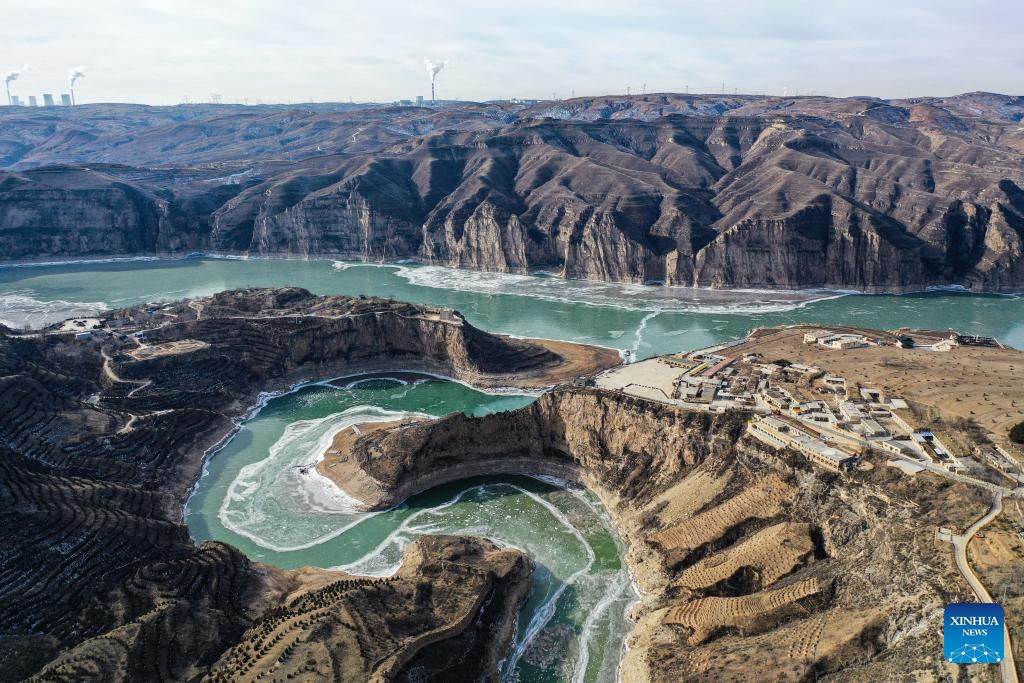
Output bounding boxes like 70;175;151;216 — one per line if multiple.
339;389;995;681
2;92;1024;291
0;290;617;681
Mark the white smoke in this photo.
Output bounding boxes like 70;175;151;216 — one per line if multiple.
4;65;29;87
4;65;28;104
69;66;87;88
424;58;446;83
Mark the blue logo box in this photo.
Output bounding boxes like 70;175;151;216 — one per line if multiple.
944;603;1004;664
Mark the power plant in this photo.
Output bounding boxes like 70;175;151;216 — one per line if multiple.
4;67;23;105
425;59;445;103
3;65;85;106
4;91;75;107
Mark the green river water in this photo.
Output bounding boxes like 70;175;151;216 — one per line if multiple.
3;256;1024;681
184;378;631;682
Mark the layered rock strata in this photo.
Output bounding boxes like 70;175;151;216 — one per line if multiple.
335;389;995;681
0;289;615;681
3;93;1024;291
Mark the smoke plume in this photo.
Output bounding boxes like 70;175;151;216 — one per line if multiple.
4;66;27;87
4;66;28;104
424;59;446;83
69;66;87;88
425;59;446;102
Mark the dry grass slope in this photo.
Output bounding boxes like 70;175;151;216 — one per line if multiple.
679;608;884;682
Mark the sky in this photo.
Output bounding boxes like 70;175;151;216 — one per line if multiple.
2;0;1022;105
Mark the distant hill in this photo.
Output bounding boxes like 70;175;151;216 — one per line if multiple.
2;92;1023;291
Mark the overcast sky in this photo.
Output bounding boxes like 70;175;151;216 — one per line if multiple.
3;0;1021;105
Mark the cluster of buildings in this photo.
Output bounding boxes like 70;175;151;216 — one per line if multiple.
801;329;1002;353
664;352;749;406
392;96;544;108
596;325;1020;483
979;444;1024;484
394;96;428;107
8;93;73;107
741;359;973;476
748;416;856;472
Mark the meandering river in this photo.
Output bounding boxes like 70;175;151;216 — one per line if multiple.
185;378;634;683
4;256;1024;681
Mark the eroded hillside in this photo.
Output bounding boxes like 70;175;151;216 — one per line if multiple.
339;389;996;681
0;289;613;681
2;93;1024;290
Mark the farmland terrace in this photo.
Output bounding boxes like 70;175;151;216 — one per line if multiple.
0;288;615;681
0;298;1014;682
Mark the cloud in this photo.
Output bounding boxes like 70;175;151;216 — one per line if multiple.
1;0;1020;104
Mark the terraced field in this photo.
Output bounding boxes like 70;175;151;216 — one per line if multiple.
652;474;793;552
0;289;587;681
647;464;732;524
663;577;822;644
126;339;209;360
204;537;529;683
673;523;814;591
679;608;885;682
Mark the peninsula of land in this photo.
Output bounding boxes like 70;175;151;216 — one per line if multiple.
0;288;617;682
325;323;1024;682
4;290;1024;682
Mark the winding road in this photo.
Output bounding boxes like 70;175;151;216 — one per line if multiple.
950;494;1019;683
101;348;153;398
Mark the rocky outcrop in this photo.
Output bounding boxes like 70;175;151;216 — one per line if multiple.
335;389;731;509
3;93;1024;291
0;166;240;258
0;167;165;259
0;290;617;681
337;388;994;681
197;536;532;683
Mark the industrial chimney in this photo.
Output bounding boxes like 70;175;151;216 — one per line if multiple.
425;59;445;104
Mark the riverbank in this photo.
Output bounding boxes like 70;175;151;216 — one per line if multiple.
3;257;1023;357
3;290;625;682
188;378;636;682
515;336;623;387
319;387;996;681
3;251;1024;295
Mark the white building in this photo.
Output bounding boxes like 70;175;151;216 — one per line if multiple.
818;333;870;350
748;416;855;472
823;375;846;389
888;459;925;476
860;388;885;403
857;418;890;438
838;401;867;421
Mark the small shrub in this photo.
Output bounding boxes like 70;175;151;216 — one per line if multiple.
1010;420;1024;444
